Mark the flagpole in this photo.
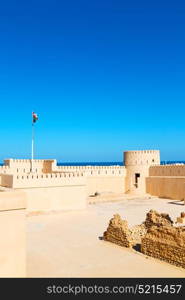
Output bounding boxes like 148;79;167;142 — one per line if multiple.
31;112;38;172
31;114;34;173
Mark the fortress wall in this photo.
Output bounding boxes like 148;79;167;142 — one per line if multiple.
87;176;125;195
55;166;126;196
3;159;57;174
43;159;57;173
24;185;86;212
56;165;124;170
56;166;126;195
147;165;185;200
0;161;126;197
4;159;44;172
1;172;85;189
0;173;87;212
146;176;185;200
1;161;125;175
55;165;125;174
1;174;13;187
149;165;185;176
83;168;125;177
55;167;126;195
0;191;26;277
0;166;10;174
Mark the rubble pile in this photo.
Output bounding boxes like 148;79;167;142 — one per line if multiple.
103;209;185;268
103;214;133;248
141;225;185;268
103;214;147;247
144;209;173;229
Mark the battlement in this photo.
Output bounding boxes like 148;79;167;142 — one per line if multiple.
124;150;159;154
55;165;125;176
56;165;123;169
2;158;57;174
4;159;47;163
0;166;10;174
149;165;185;176
124;150;160;166
1;172;85;189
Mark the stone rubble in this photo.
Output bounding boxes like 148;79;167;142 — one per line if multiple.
103;210;185;269
141;225;185;268
103;214;132;247
144;209;173;229
103;214;147;248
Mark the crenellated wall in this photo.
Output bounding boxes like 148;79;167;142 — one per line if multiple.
124;150;160;166
0;159;126;212
149;165;185;176
0;162;126;196
0;172;87;212
0;165;11;174
1;172;85;189
54;166;126;195
1;151;185;208
2;159;57;174
146;165;185;200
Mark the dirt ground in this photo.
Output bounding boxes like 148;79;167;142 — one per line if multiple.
27;197;185;277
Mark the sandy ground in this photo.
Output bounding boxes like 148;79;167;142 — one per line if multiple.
27;197;185;277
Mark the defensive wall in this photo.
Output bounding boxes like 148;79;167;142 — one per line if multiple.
0;161;126;199
54;165;126;195
1;150;185;215
0;172;87;212
146;165;185;200
1;159;56;174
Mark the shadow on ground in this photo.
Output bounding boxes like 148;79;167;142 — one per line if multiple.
168;200;184;206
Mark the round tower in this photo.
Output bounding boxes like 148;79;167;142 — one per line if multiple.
124;150;160;194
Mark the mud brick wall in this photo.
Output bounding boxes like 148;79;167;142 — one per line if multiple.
141;226;185;268
103;214;146;248
103;214;133;248
144;209;173;229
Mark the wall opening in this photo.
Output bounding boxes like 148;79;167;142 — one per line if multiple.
135;173;140;188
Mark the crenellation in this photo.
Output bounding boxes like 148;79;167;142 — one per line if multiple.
149;165;185;177
1;150;185;202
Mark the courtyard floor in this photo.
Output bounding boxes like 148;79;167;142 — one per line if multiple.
27;197;185;277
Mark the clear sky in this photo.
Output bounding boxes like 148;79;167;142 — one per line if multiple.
0;0;184;162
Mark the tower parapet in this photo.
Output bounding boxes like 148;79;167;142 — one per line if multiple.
124;150;160;166
124;150;160;194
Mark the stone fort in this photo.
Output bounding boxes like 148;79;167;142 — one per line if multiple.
0;149;185;212
0;149;185;277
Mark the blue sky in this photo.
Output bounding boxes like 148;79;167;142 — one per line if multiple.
0;0;184;162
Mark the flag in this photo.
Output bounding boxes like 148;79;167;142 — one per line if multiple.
32;112;38;123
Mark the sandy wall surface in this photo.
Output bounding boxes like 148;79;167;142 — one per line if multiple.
146;177;185;200
87;176;125;195
23;185;87;212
